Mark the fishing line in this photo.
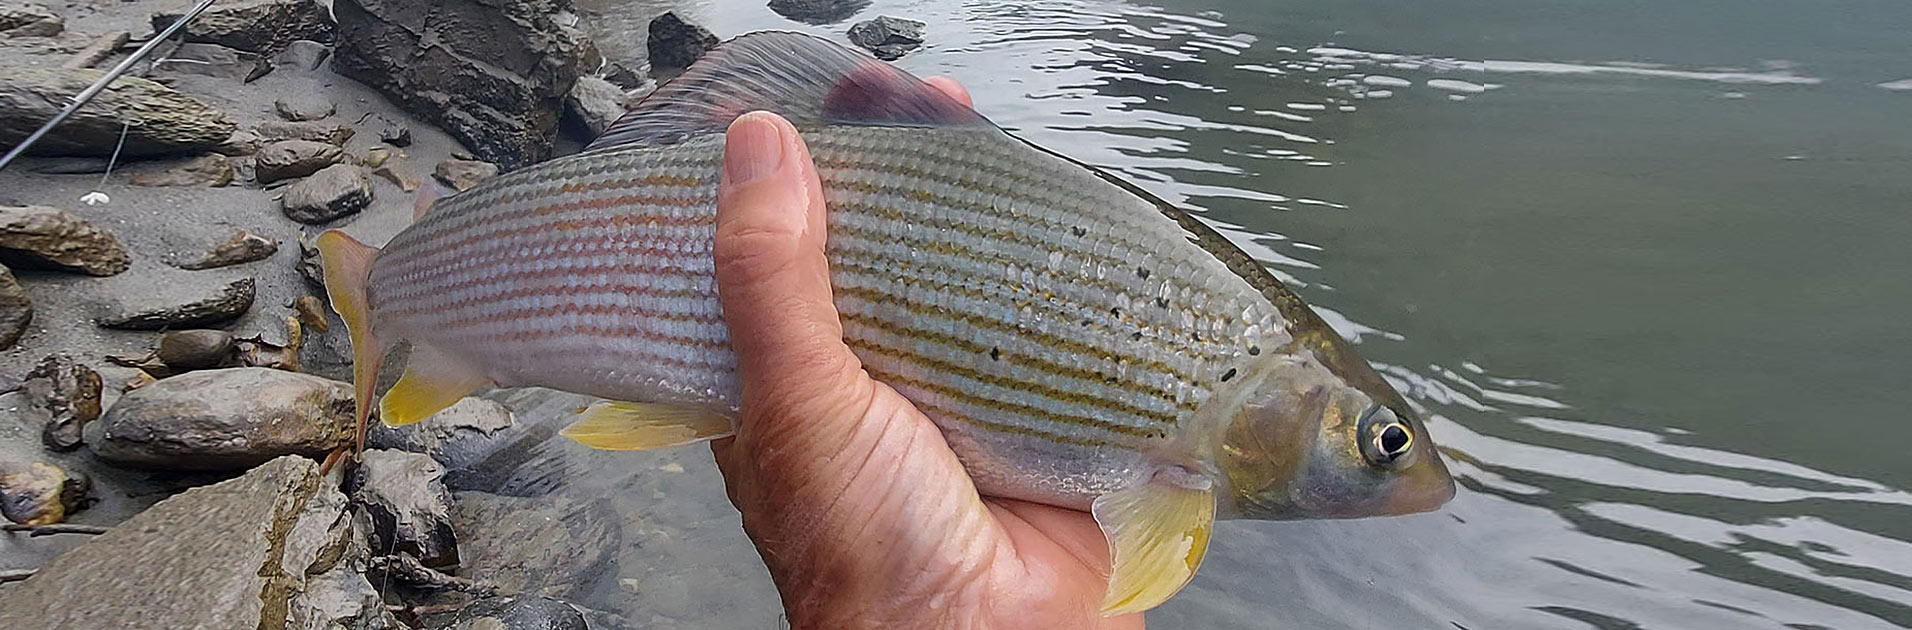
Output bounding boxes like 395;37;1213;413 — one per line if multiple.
0;0;218;173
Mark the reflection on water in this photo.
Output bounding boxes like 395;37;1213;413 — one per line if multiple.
532;0;1912;627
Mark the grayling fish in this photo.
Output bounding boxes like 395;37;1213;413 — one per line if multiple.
319;31;1454;615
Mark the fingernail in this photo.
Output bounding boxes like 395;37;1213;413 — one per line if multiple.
725;112;784;185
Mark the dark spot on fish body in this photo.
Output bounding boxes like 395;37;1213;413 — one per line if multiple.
990;347;1001;361
1153;296;1170;309
1071;225;1088;237
1248;345;1261;356
1220;368;1237;382
1136;267;1151;279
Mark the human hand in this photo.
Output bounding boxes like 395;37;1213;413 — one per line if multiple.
708;78;1146;630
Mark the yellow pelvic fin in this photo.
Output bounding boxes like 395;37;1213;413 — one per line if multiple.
1092;469;1216;617
378;344;488;426
315;230;384;451
560;401;735;451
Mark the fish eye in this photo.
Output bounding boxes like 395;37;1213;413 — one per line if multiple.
1357;405;1416;467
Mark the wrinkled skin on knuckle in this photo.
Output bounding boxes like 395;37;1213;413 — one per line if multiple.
713;222;807;285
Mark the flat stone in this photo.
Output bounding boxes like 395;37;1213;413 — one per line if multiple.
256;120;355;146
433;158;499;192
848;16;926;61
272;39;330;71
647;11;717;75
0;3;62;38
148;42;270;81
97;276;254;330
372;164;421;192
378;119;412;146
0;264;28;350
333;0;585;169
20;353;102;452
125;153;236;187
150;0;336;55
0;457;398;629
211;129;263;156
0;67;235;158
767;0;871;25
92;369;354;470
255;139;343;183
275;94;335;121
0;205;130;276
176;228;277;270
348;449;460;569
282;163;373;223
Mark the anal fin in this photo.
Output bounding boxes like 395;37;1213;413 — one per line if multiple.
1092;468;1216;616
379;344;488;426
560;401;734;450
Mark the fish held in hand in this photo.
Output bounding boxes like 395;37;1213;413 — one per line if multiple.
318;31;1455;615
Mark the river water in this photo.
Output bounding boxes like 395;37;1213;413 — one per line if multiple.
532;1;1912;627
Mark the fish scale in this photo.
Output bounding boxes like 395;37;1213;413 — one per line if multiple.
366;126;1284;505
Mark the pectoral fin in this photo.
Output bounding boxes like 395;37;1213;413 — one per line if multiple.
560;401;735;450
378;344;488;426
1092;469;1216;617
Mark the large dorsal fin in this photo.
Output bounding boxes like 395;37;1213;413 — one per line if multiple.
584;31;989;151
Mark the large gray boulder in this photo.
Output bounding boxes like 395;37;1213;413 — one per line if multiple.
767;0;870;25
0;205;131;276
848;15;926;61
0;457;397;629
0;67;235;157
646;11;716;76
92;368;355;470
96;276;256;330
366;396;514;474
332;0;586;169
281;163;373;223
149;0;336;55
256;139;344;183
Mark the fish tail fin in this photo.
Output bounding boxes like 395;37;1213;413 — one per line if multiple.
316;229;385;454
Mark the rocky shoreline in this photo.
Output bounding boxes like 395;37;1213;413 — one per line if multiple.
0;0;929;628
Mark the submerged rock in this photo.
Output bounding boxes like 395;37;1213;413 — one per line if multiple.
256;119;356;146
0;67;235;157
93;368;354;470
282;163;373;223
98;276;255;330
0;3;63;38
647;12;717;76
0;205;130;276
177;228;277;270
349;449;460;569
21;353;103;451
848;16;926;61
0;457;398;629
256;139;344;183
367;397;514;475
379;119;413;147
333;0;585;169
125;153;236;187
0;264;28;350
451;491;621;600
434;158;500;192
767;0;870;25
212;129;264;156
149;0;336;55
446;595;587;630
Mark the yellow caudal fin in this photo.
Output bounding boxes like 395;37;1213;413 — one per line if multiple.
1092;469;1216;617
379;343;489;426
315;230;385;453
560;401;735;450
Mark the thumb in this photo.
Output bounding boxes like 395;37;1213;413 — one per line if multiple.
712;112;866;427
